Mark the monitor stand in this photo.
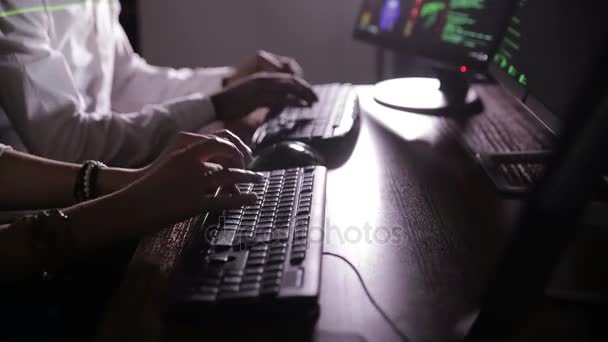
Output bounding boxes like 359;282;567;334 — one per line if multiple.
373;68;483;116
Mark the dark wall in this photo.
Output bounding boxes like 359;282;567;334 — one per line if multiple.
118;0;139;53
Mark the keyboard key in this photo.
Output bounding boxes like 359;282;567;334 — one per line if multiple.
222;276;242;285
300;186;313;193
291;244;307;254
265;263;284;273
268;246;287;256
239;223;255;231
260;286;280;296
266;254;286;264
257;217;274;225
209;253;230;264
226;209;244;215
259;212;275;220
248;251;267;259
290;252;306;264
271;241;288;250
212;230;236;247
242;274;263;284
272;229;290;241
244;267;264;276
246;258;265;267
255;233;272;244
297;207;311;215
277;202;293;209
262;278;282;290
239;283;261;292
264;195;280;203
293;231;308;242
236;231;254;240
222;224;239;231
263;201;279;207
256;222;273;230
225;269;244;277
241;219;256;226
295;217;309;227
198;286;219;295
219;285;239;293
269;245;287;254
250;244;269;253
256;228;273;235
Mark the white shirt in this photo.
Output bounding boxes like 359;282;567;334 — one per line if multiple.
0;143;8;159
0;0;233;166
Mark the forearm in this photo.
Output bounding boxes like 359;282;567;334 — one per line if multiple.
0;149;140;210
0;187;162;281
66;187;172;252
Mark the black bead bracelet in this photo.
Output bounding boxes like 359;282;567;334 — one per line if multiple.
74;160;107;202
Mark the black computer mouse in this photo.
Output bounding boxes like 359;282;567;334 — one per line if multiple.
249;141;325;171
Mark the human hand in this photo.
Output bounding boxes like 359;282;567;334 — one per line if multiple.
211;72;318;121
154;130;253;168
119;133;264;230
224;50;304;86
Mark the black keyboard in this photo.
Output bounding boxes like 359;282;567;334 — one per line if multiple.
252;83;359;149
476;152;550;194
445;84;555;194
168;166;326;323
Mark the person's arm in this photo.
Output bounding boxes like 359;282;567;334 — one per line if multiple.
0;133;262;281
110;13;234;113
0;6;217;167
109;6;309;113
0;147;139;210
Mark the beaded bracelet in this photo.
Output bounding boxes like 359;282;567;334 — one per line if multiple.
74;161;107;202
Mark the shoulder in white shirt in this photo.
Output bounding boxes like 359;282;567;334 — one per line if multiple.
0;0;231;167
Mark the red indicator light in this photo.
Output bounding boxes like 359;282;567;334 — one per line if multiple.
459;65;468;73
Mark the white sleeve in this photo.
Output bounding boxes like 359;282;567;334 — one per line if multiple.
0;7;215;167
111;16;234;113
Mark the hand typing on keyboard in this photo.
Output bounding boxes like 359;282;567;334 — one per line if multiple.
252;84;357;147
211;73;318;122
170;166;325;309
115;131;264;236
223;50;305;86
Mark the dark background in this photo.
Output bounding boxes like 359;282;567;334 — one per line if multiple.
118;0;139;53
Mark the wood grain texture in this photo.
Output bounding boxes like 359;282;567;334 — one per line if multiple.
96;217;200;342
98;85;525;342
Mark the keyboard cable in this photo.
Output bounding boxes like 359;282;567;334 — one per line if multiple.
322;252;410;342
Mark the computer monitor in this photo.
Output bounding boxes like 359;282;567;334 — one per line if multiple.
354;0;517;114
490;0;608;134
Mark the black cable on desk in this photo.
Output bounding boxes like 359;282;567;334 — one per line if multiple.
322;252;410;342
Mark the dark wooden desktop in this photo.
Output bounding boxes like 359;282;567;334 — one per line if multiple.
96;85;605;342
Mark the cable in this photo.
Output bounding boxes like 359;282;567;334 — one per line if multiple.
322;252;410;342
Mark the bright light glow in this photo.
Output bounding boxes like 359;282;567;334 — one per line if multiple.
460;65;468;73
0;1;104;18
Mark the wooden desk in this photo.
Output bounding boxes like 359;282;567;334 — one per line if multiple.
97;86;518;342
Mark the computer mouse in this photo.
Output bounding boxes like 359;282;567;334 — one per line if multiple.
249;141;325;171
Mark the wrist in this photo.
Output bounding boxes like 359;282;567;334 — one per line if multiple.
210;92;226;121
221;66;238;87
96;167;142;196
